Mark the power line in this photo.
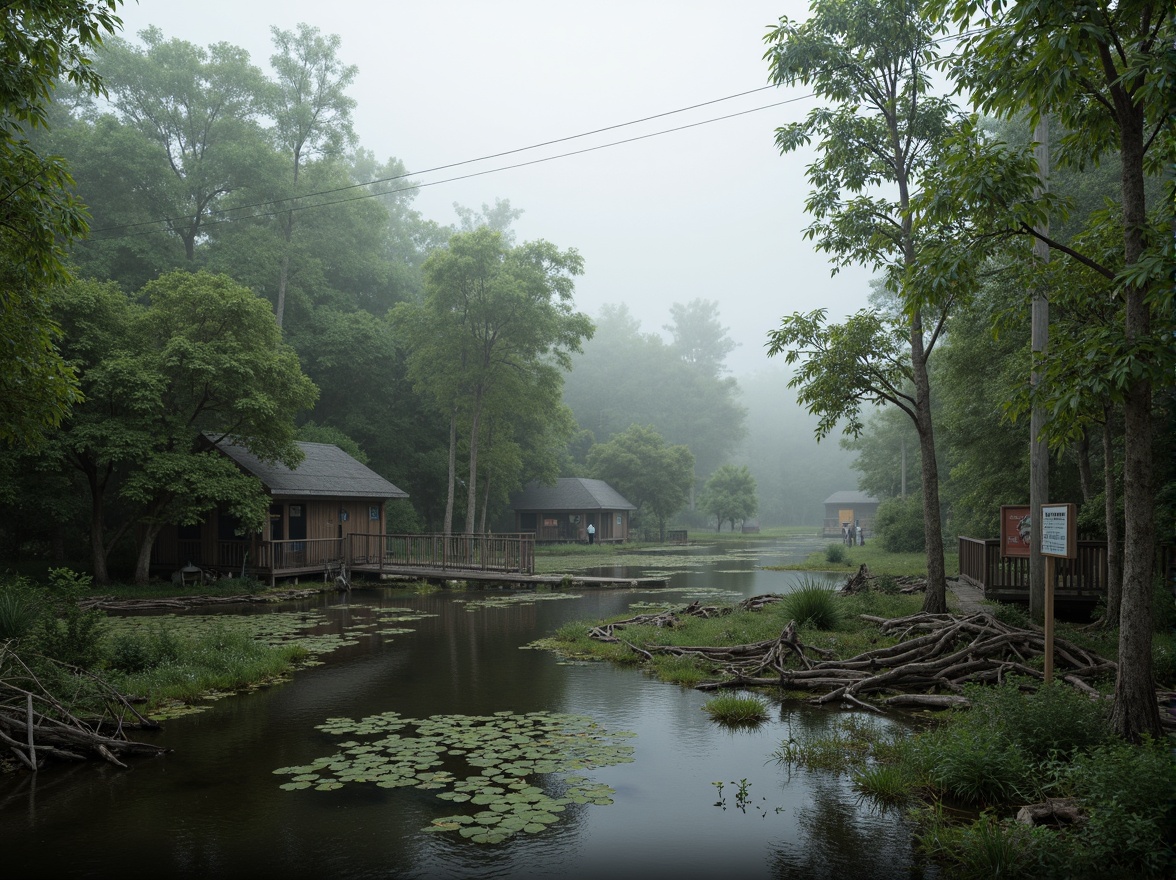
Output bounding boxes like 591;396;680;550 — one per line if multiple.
87;26;992;242
88;84;784;238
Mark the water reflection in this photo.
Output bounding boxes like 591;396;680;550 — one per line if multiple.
0;536;933;879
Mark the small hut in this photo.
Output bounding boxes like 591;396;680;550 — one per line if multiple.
151;438;407;583
510;478;635;543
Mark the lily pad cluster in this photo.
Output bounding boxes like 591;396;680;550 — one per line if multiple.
273;709;635;844
453;592;580;612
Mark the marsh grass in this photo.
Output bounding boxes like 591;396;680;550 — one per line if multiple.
107;624;308;707
650;654;711;687
0;578;42;639
781;578;841;629
702;693;769;725
851;763;916;805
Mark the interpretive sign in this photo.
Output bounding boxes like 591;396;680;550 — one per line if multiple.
1040;503;1076;559
999;505;1032;558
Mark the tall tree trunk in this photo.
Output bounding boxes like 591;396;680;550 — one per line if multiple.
81;460;110;586
1102;407;1122;626
443;410;457;536
479;473;491;534
276;247;290;329
1075;432;1094;503
1109;108;1160;741
133;522;165;586
911;312;947;614
464;394;483;535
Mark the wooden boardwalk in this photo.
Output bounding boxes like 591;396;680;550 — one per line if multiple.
352;562;667;589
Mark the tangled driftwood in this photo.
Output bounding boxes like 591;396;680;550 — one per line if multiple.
586;603;1176;724
0;643;168;771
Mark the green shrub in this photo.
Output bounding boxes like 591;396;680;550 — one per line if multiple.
965;679;1111;761
825;543;847;564
702;693;769;725
31;568;106;669
987;600;1032;629
915;724;1033;806
782;577;842;630
0;576;43;640
1064;738;1176;877
874;495;926;553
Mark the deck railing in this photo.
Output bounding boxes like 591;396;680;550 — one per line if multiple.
958;536;1109;599
346;532;535;575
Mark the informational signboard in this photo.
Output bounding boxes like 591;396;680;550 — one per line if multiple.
1000;505;1032;558
1040;503;1077;559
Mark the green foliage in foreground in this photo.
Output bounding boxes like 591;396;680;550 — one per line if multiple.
0;570;308;715
781;680;1175;878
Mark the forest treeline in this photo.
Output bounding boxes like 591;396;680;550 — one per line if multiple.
1;2;1171;637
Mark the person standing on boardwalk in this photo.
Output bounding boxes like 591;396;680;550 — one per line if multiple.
587;523;596;545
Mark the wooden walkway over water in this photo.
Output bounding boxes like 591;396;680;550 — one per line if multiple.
268;532;666;588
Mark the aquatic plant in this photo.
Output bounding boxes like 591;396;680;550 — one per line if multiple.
274;710;635;845
702;693;769;725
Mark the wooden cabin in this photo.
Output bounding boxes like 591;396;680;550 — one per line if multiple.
151;438;408;584
510;478;636;543
822;491;880;538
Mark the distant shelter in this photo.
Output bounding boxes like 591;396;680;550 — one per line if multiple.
822;491;880;538
510;478;635;543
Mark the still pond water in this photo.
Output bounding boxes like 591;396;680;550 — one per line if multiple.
1;538;934;879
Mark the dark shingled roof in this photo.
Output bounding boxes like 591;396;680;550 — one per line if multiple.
823;491;878;505
213;438;408;500
512;478;635;512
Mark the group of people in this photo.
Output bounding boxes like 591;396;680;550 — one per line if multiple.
842;522;864;546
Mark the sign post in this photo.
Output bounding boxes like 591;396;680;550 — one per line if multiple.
1038;502;1077;682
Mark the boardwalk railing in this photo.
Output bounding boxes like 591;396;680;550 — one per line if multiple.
958;536;1109;601
346;533;535;575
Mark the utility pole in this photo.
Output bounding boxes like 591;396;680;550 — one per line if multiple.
1029;114;1050;623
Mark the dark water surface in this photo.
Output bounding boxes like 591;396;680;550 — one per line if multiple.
1;538;933;879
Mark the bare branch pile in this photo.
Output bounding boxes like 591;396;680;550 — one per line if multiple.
0;642;168;771
587;605;1144;716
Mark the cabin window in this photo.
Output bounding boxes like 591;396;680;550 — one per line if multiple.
616;515;622;525
178;522;201;540
369;505;379;521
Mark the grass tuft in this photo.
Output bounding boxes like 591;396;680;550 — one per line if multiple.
702;693;769;725
782;577;842;630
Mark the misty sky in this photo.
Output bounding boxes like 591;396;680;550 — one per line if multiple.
114;0;877;375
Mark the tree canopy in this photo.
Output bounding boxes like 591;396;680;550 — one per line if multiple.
0;0;124;446
699;464;758;533
587;424;694;542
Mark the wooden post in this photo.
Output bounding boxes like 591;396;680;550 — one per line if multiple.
1044;555;1055;683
